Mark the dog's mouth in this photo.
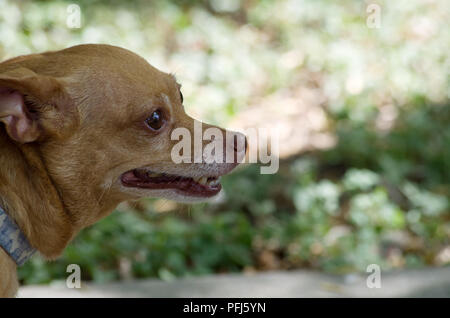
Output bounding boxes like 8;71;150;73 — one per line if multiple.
121;168;222;197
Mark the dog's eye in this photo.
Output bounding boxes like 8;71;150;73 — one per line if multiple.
180;91;184;104
145;109;165;131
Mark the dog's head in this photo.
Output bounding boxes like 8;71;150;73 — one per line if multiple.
0;44;246;225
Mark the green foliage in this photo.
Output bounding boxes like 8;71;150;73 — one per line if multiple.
20;205;255;283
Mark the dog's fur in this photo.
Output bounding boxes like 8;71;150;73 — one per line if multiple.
0;44;245;297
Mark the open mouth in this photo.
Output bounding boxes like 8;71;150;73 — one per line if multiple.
121;169;222;197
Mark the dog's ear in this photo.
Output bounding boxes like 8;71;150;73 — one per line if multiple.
0;67;72;143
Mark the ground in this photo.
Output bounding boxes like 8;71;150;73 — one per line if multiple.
19;267;450;298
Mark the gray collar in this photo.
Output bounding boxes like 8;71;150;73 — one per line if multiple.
0;206;36;266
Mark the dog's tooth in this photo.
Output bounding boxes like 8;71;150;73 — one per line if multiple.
147;172;162;177
209;178;220;186
198;177;208;185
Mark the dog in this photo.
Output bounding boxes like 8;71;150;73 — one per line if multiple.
0;44;247;297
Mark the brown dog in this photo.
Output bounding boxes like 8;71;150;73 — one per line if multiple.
0;44;246;297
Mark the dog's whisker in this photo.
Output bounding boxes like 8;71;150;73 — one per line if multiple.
97;179;113;206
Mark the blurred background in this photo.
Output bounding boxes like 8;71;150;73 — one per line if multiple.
1;0;448;287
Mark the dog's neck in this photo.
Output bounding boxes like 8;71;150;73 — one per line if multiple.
0;131;75;259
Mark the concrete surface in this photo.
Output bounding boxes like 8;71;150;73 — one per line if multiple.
18;267;450;298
